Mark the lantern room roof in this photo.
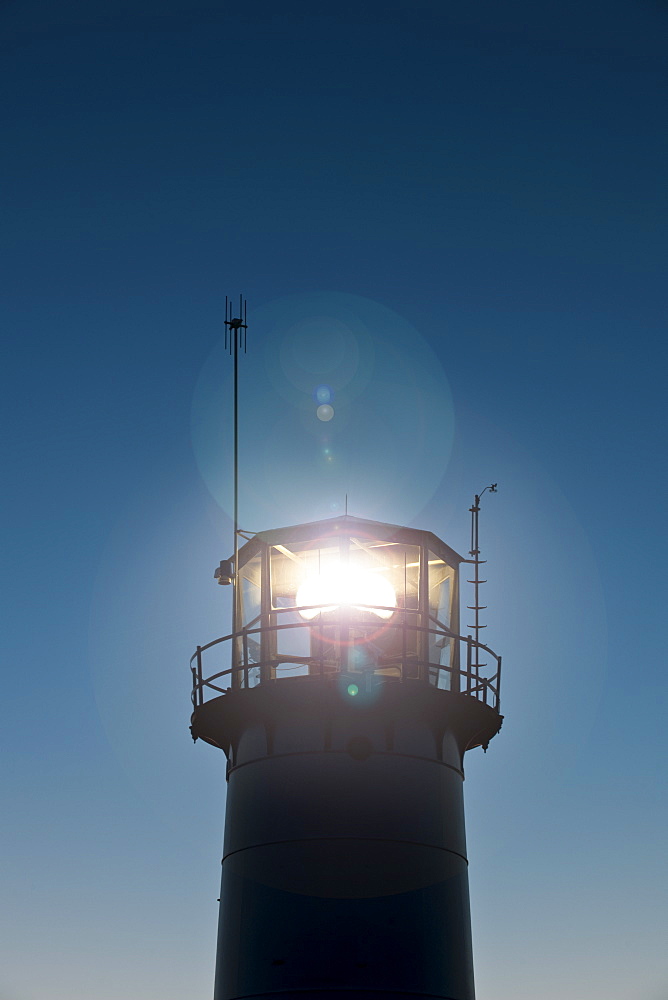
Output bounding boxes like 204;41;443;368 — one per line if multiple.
236;514;465;567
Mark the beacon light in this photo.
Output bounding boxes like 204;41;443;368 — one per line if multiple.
296;566;397;620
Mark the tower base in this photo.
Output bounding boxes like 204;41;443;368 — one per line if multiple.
192;678;502;1000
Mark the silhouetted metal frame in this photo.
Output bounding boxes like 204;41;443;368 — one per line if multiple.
197;515;501;714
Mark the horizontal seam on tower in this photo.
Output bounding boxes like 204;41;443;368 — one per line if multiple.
228;750;464;778
227;990;465;998
222;837;469;867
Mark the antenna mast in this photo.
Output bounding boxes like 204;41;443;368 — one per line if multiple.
223;295;248;641
467;484;497;692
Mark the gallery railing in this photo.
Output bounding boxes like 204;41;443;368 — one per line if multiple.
191;605;501;714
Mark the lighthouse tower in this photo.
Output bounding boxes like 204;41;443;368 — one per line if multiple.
191;510;502;1000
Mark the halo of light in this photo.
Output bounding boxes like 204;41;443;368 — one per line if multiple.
191;291;455;526
317;404;334;422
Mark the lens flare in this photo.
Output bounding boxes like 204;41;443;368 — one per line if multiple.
316;404;334;422
296;568;396;620
315;384;332;404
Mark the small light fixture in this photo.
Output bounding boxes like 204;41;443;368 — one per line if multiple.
214;560;234;586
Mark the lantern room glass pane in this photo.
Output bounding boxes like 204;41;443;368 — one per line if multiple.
237;551;263;688
270;540;341;679
267;535;421;679
346;539;420;678
240;552;262;627
428;552;456;689
349;538;419;614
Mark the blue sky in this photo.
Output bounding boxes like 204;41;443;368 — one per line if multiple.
1;1;666;998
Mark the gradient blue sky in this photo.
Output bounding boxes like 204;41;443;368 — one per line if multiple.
2;1;666;998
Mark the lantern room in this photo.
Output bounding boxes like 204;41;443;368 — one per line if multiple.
195;514;498;702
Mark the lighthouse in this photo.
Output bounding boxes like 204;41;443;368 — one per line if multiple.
191;510;502;1000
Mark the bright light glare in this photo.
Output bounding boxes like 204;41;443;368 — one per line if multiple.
296;568;396;620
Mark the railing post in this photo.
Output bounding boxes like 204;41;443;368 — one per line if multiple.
401;613;407;681
466;636;472;695
450;629;459;693
319;619;326;678
243;629;249;688
196;645;203;706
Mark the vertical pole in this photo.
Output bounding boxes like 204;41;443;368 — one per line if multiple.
233;314;240;669
225;297;247;688
452;567;460;692
468;484;496;697
469;495;481;684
